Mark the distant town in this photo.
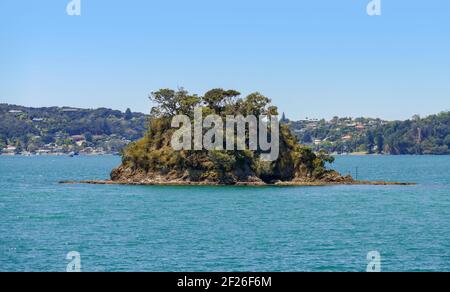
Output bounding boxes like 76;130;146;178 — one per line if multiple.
1;134;129;156
0;104;147;156
1;103;450;156
285;115;388;155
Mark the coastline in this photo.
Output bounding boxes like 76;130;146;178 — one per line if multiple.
59;179;416;187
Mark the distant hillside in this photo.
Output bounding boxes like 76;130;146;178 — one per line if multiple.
288;112;450;155
2;103;449;155
0;104;147;154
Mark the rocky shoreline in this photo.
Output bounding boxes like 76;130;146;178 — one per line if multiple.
60;179;415;187
60;165;415;187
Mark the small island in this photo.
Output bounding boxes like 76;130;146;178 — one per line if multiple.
64;88;414;187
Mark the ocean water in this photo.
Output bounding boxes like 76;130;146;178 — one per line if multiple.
1;155;450;272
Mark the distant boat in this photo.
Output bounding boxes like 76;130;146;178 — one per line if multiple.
68;152;79;157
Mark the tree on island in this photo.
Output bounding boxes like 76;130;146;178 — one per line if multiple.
281;112;289;124
124;108;133;121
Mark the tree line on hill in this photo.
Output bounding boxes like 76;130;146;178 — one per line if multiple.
1;103;450;155
289;111;450;155
0;104;147;153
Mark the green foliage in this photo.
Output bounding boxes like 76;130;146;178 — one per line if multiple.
378;112;450;154
208;150;236;180
85;132;93;142
149;88;201;117
121;88;334;183
444;134;450;148
203;89;240;112
0;104;147;152
124;108;133;120
290;112;450;155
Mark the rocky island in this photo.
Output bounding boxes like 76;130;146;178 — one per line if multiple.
64;88;414;187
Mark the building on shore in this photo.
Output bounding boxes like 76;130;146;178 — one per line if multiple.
1;145;17;155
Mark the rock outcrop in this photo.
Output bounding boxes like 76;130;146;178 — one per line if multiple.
72;88;412;187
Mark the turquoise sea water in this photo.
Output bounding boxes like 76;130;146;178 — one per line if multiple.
1;155;450;272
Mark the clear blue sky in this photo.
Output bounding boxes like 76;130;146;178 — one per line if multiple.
1;0;449;120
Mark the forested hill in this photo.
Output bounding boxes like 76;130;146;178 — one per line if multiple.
378;112;450;154
0;103;147;154
289;111;450;155
1;102;450;155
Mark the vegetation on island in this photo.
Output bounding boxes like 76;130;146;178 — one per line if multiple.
112;88;343;185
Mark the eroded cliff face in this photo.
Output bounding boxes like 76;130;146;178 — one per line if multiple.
110;165;353;186
110;164;267;185
109;132;354;185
